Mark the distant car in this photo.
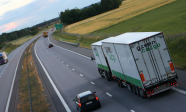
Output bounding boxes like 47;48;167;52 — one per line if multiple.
73;91;101;112
49;43;54;48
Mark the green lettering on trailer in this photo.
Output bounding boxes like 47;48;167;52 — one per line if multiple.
112;70;143;88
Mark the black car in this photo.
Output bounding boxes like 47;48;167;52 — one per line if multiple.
49;43;53;48
73;91;101;112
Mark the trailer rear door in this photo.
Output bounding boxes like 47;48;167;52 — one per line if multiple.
131;34;171;87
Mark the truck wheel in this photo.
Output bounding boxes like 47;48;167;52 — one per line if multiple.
132;85;137;95
127;84;133;92
98;69;105;78
105;72;111;81
121;80;127;88
135;86;140;96
139;89;147;98
117;79;121;87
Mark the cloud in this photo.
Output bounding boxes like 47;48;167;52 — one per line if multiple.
1;22;18;33
0;16;33;33
0;0;35;17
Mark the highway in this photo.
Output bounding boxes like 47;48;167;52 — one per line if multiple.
33;32;186;112
0;35;40;112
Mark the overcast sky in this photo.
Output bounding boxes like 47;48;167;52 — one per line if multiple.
0;0;100;35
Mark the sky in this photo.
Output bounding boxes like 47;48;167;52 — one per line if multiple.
0;0;100;35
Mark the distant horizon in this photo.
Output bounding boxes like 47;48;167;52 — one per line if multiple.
0;0;101;35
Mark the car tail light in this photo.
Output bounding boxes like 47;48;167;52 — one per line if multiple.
79;103;81;107
96;97;99;100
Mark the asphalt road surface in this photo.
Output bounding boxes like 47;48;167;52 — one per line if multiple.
0;35;40;112
33;31;186;112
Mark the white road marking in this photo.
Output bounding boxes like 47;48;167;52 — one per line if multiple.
5;46;25;112
30;62;32;66
67;64;69;66
130;110;135;112
62;61;64;63
80;74;83;77
90;81;95;85
48;36;91;60
106;92;112;97
72;69;75;71
35;39;71;112
172;87;186;95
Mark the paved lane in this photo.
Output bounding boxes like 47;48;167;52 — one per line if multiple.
34;33;186;112
0;35;40;112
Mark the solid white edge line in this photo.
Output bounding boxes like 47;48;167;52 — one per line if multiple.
172;87;186;95
130;110;135;112
5;44;26;112
48;35;91;60
35;40;71;112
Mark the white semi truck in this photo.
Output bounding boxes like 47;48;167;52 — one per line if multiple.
0;52;8;65
91;32;178;97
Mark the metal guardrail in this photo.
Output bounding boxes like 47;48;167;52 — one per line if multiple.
59;40;80;47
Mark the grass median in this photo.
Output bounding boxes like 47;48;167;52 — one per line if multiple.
17;41;50;112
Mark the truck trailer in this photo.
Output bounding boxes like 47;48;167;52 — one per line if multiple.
43;32;48;37
91;32;178;97
0;52;8;65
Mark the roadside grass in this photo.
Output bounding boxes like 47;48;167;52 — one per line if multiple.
166;35;186;70
53;30;79;43
65;0;175;34
10;35;35;45
4;44;19;54
17;42;50;112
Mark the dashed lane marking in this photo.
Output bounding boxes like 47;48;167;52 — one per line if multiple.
72;69;75;71
130;110;135;112
172;87;186;95
80;74;83;77
35;40;71;112
90;81;95;85
106;92;112;97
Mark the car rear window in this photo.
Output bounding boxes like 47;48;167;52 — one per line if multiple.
80;94;95;102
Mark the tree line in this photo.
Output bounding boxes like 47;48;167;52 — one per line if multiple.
0;17;60;49
60;0;123;25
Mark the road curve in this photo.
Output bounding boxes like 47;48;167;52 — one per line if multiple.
33;32;186;112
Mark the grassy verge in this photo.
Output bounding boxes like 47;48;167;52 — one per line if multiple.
53;30;79;43
53;30;103;48
10;35;35;45
3;44;19;54
166;35;186;69
17;42;50;112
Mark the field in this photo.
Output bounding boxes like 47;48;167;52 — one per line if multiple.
54;0;186;69
65;0;175;34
